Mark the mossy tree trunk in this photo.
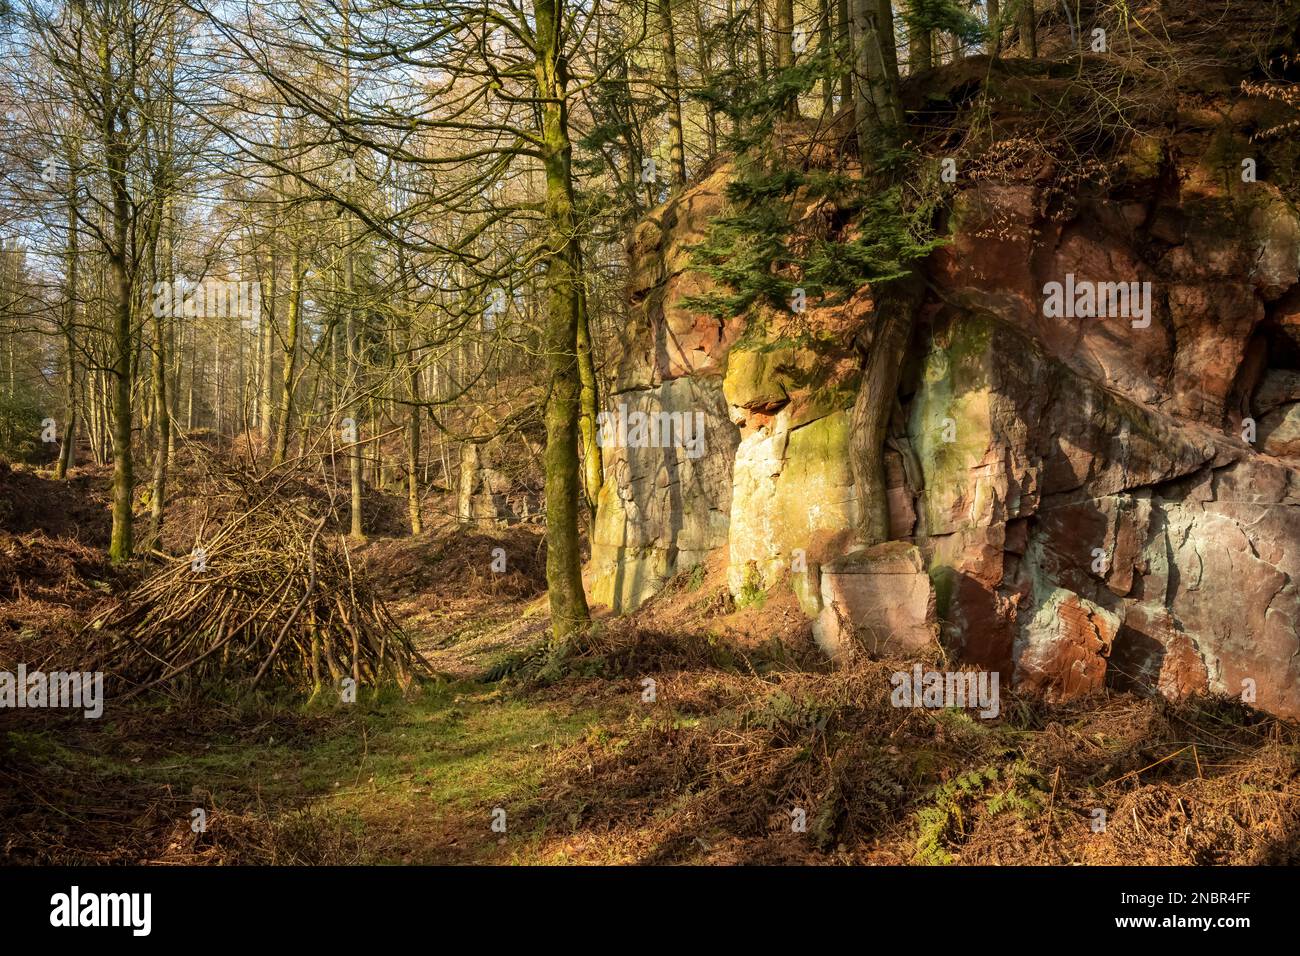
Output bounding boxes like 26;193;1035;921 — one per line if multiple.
535;0;591;645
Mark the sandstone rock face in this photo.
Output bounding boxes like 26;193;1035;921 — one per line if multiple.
907;316;1300;717
589;376;738;611
727;408;859;596
458;440;542;527
613;163;740;391
593;135;1300;718
591;170;745;611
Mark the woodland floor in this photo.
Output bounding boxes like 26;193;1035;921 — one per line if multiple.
2;461;1299;865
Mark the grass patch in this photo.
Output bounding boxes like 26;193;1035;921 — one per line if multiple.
0;679;607;864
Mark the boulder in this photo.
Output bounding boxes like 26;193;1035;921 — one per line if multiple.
811;542;938;660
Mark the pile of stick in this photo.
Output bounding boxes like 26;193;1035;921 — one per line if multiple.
86;470;428;698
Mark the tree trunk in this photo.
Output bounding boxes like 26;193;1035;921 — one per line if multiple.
576;258;602;513
775;0;798;118
691;0;718;155
406;386;422;534
839;0;852;103
340;0;363;539
370;396;382;490
345;273;364;541
148;177;176;551
877;0;900;87
727;0;741;133
213;332;222;438
909;27;932;72
845;0;923;547
273;243;302;467
147;299;169;551
107;240;133;563
166;272;180;457
56;164;79;480
848;279;923;544
908;0;933;72
106;112;134;564
186;334;195;431
849;0;904;159
57;328;77;479
260;255;276;445
534;0;591;645
820;0;835;116
658;0;688;188
1018;0;1037;57
987;0;1002;56
86;369;98;465
775;0;794;69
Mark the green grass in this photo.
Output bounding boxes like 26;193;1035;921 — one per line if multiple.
5;680;607;864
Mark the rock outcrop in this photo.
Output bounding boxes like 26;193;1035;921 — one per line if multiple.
591;66;1300;718
458;437;544;527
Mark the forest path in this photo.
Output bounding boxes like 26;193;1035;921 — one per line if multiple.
352;521;556;680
